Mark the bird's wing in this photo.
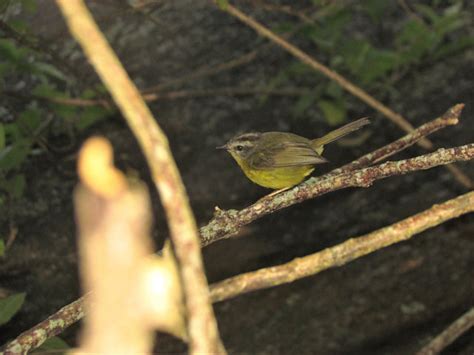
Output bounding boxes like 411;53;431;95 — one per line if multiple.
248;141;328;170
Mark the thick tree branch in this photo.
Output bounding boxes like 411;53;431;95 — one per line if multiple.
209;191;474;302
55;1;225;354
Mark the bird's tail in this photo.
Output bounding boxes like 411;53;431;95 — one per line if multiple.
311;117;370;150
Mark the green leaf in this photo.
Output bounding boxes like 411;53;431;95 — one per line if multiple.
339;38;371;74
53;103;78;121
292;92;317;118
18;108;42;135
0;140;31;171
32;62;68;82
396;20;439;64
21;0;38;13
0;39;23;62
432;35;474;60
216;0;228;10
318;99;346;125
360;48;398;84
34;336;69;353
0;239;4;257
362;0;390;22
32;83;64;98
76;106;109;131
0;124;5;150
7;19;28;34
5;174;26;199
0;293;26;326
306;8;352;50
414;4;440;23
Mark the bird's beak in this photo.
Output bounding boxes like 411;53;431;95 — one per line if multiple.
216;144;228;150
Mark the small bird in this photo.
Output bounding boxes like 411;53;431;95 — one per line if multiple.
217;117;369;190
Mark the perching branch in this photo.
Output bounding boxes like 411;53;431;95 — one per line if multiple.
209;190;474;302
214;1;473;189
201;144;474;246
416;307;474;355
330;104;463;175
55;1;225;354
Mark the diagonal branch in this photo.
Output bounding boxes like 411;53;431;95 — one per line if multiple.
200;144;474;246
416;307;474;355
55;0;225;353
210;190;474;302
214;1;473;189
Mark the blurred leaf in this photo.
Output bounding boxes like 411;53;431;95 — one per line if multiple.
339;38;371;74
0;292;26;326
273;21;295;34
34;336;69;353
21;0;38;13
325;81;343;98
0;140;31;171
0;62;13;77
0;239;4;257
360;48;398;84
433;35;474;60
318;99;346;125
0;39;24;62
433;10;466;36
414;4;440;23
76;106;108;131
32;62;68;82
4;174;26;199
53;103;78;121
4;122;23;143
306;8;352;50
32;83;64;98
216;0;228;10
0;124;5;150
81;88;98;99
396;20;439;64
18;108;41;134
292;92;317;118
7;19;28;34
362;0;390;22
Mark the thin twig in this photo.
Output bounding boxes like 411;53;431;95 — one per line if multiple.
201;143;474;246
55;1;225;354
142;87;309;101
215;1;473;189
142;51;260;94
416;307;474;355
209;191;474;302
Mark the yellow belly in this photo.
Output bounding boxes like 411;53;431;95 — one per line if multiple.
244;166;315;189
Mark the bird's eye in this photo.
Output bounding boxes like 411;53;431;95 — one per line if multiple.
236;145;244;151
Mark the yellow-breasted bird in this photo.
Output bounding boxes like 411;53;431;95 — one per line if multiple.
218;117;369;190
